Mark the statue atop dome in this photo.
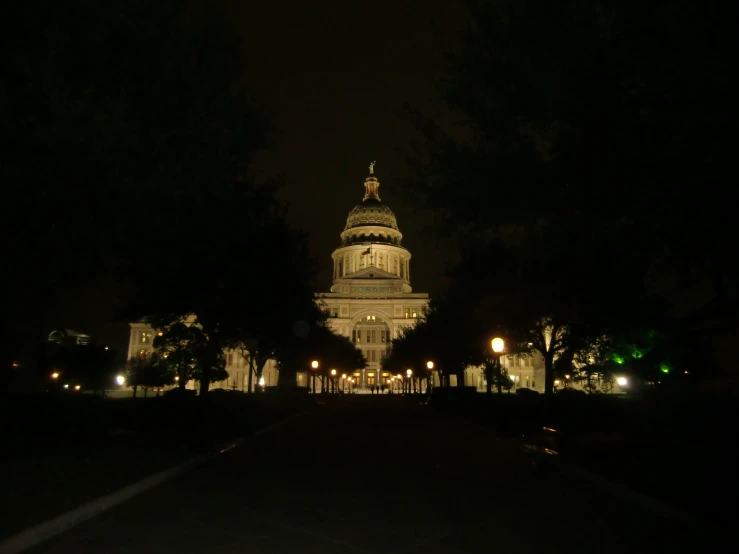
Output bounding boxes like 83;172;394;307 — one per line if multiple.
369;161;376;174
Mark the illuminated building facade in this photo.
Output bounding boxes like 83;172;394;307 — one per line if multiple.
315;164;429;389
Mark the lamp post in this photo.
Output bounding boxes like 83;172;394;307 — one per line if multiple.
311;360;319;394
406;369;413;394
342;374;347;393
491;337;505;394
426;361;434;394
331;369;337;394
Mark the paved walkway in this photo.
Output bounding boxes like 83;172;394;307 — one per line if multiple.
31;396;722;553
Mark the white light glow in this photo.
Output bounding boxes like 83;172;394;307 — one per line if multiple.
492;337;505;353
116;375;125;385
617;377;628;386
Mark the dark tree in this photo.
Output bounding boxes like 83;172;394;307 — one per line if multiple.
2;0;275;378
274;322;366;391
405;0;734;387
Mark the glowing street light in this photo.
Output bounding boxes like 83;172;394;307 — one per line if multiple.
617;377;628;387
426;361;434;370
116;375;125;386
330;369;337;394
491;338;505;354
311;360;319;394
51;372;59;379
74;385;81;391
488;337;505;394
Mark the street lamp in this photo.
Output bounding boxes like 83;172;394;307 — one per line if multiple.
426;361;434;393
51;372;59;379
407;369;413;394
490;337;505;394
116;375;125;386
331;369;337;394
342;373;347;393
311;360;319;394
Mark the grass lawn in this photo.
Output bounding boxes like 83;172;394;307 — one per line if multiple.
434;391;738;524
0;391;311;540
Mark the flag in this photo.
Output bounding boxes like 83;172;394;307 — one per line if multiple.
361;247;371;255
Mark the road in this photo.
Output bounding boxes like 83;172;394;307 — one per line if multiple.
30;396;722;553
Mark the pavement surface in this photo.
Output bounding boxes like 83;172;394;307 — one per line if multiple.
29;396;725;553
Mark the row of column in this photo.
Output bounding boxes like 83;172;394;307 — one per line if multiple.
333;252;409;279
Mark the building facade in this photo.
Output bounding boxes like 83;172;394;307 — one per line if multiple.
126;165;428;392
127;318;279;391
314;164;429;389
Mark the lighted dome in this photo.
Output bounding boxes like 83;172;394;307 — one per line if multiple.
344;166;399;231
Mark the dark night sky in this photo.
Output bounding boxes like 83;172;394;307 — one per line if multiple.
245;1;467;291
46;1;468;353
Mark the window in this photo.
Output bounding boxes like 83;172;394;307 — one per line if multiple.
358;287;363;292
371;350;376;362
140;331;152;344
369;330;376;343
381;330;387;343
352;330;359;343
404;308;410;318
412;311;417;318
330;308;339;318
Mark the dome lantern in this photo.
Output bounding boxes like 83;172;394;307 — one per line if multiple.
343;163;399;231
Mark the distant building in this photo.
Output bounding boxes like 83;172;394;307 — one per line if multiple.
48;329;91;347
126;165;430;392
127;316;279;391
314;165;429;389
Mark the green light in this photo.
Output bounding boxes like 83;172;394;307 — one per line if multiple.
612;354;625;365
660;363;670;374
632;348;643;359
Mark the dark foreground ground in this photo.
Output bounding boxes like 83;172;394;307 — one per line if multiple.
25;395;728;554
0;392;302;540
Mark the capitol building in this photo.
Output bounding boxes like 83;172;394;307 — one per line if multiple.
127;164;554;392
310;163;429;389
127;164;429;391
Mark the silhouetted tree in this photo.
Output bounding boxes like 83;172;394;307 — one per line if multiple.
405;0;734;388
2;0;276;375
151;321;202;390
274;322;366;391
